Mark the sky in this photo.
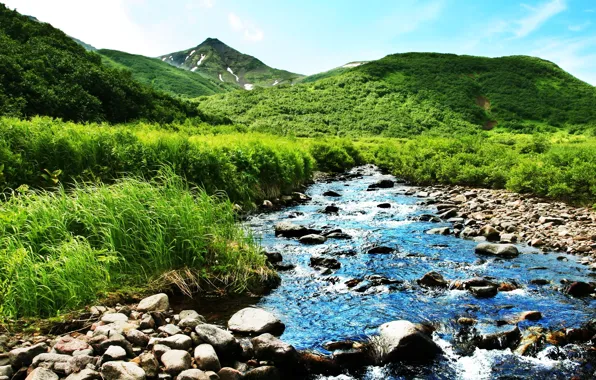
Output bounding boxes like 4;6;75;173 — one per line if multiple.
3;0;596;84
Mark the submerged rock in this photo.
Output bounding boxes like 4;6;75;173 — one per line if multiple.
475;326;521;350
274;222;322;238
228;308;285;335
426;227;451;235
310;257;341;270
368;179;394;189
322;190;341;197
367;246;396;254
417;271;448;288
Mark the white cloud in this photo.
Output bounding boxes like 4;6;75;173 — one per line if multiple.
530;36;596;84
569;21;591;32
228;12;264;42
186;0;215;10
514;0;567;38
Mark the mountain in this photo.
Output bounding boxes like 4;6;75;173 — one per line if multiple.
0;4;197;123
71;37;97;51
197;52;596;137
159;38;304;90
99;49;235;98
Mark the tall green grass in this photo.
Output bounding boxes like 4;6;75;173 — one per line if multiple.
0;169;273;318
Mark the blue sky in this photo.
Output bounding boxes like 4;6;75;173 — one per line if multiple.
4;0;596;84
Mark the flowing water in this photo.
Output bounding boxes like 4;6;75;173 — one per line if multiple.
185;166;596;379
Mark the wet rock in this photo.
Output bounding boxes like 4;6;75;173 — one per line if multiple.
530;279;550;285
460;227;477;238
322;205;340;214
160;350;191;375
137;294;169;313
273;263;295;271
438;209;458;219
326;232;352;240
101;361;146;380
426;227;451;235
298;351;341;376
479;225;500;241
475;243;519;258
457;318;477;326
262;200;273;209
243;366;280;380
368;180;394;190
564;281;594;297
498;282;518;292
377;203;391;209
475;326;521;350
251;334;297;366
367;246;396;254
515;327;545;356
375;320;442;363
228;308;285;336
194;325;240;358
469;285;498;298
10;343;48;368
417;271;448;288
274;222;321;238
322;191;341;197
100;346;127;365
519;311;542;321
193;344;221;372
417;214;441;223
26;368;58;380
54;336;89;355
310;257;340;270
217;368;242;380
299;234;327;245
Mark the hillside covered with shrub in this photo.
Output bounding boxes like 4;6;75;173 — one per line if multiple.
0;4;198;123
198;53;596;137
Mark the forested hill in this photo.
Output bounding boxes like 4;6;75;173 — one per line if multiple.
198;53;596;137
99;49;235;98
0;4;198;123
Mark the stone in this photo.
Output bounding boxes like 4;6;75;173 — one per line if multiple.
368;180;394;189
417;271;448;288
367;246;395;254
160;350;191;375
475;327;521;350
322;205;340;214
377;203;391;208
54;336;90;355
10;343;48;368
137;294;169;312
101;361;146;380
299;234;326;245
194;325;240;358
140;315;156;330
262;200;273;208
457;317;477;326
309;257;340;270
177;369;210;380
461;227;477;238
26;368;59;380
125;330;150;347
479;225;500;241
64;369;101;380
322;190;341;197
68;355;96;373
100;346;126;365
31;353;72;374
325;232;351;240
375;320;441;362
243;366;281;380
251;334;297;366
426;227;451;235
298;351;341;375
264;252;282;264
194;344;221;372
131;352;158;378
564;281;594;297
475;243;519;258
0;365;13;379
274;222;321;238
217;368;242;380
150;334;192;351
159;324;182;336
538;216;565;225
178;316;205;330
101;313;129;324
469;285;498;298
228;308;285;336
519;311;542;321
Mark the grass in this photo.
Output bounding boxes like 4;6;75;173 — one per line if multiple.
0;169;274;318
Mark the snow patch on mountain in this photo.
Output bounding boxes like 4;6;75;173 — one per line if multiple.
191;67;198;72
244;84;254;90
342;62;365;68
227;67;239;82
197;54;206;66
219;74;224;82
272;80;280;86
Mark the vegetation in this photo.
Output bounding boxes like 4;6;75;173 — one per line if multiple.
0;170;274;318
161;38;304;88
100;49;235;98
198;53;596;137
0;4;198;123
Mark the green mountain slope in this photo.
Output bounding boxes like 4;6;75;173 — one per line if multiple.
160;38;304;89
0;4;197;123
99;49;235;98
198;53;596;137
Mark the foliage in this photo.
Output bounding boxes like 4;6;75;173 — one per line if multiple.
0;4;198;123
99;49;234;98
198;53;596;137
0;170;274;318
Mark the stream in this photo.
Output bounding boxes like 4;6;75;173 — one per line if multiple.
188;166;595;379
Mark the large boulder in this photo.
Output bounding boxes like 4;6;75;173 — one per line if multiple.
475;243;519;258
368;179;394;190
194;325;240;358
274;222;321;238
251;334;298;366
374;320;442;363
101;361;146;380
564;281;594;297
228;308;285;335
137;293;169;312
